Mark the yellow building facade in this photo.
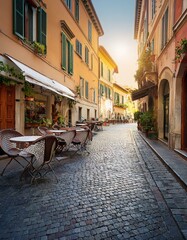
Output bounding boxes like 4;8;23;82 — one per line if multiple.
98;46;118;120
0;0;103;133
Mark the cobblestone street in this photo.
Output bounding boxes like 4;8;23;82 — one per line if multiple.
0;124;187;240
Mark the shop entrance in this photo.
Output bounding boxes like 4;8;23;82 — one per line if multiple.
0;85;15;130
182;73;187;150
163;81;169;140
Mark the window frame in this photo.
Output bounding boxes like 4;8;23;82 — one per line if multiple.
61;32;73;75
161;8;168;50
13;0;47;49
75;0;79;21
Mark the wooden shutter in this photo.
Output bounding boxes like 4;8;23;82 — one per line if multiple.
85;81;89;99
68;42;73;75
37;8;47;46
13;0;24;39
62;32;66;70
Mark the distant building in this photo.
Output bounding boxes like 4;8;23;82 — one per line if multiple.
98;46;118;120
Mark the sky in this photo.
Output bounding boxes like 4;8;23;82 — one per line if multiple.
91;0;138;88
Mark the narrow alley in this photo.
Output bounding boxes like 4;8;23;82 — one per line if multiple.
0;124;186;240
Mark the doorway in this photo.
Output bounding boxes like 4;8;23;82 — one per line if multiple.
163;81;169;140
182;72;187;150
0;85;15;129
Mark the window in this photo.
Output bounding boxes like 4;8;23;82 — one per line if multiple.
87;109;90;120
75;0;79;21
78;107;82;121
114;92;120;104
108;69;111;81
85;81;89;99
151;39;155;53
88;20;92;42
61;32;73;75
152;0;156;19
108;88;111;99
80;77;84;98
76;39;82;57
85;46;89;65
65;0;72;10
105;86;108;98
100;84;104;96
122;96;124;104
93;89;96;103
161;8;168;49
101;61;103;77
13;0;47;48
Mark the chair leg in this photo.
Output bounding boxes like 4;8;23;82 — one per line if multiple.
1;158;13;176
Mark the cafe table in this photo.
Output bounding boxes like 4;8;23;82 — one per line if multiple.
47;129;67;135
10;135;41;144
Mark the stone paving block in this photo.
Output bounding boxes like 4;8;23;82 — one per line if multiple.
0;124;186;239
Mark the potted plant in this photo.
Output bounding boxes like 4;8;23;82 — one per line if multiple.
139;111;157;138
134;111;143;130
175;38;187;61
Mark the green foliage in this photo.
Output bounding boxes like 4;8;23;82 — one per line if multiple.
134;111;143;121
134;48;153;83
57;113;65;125
32;41;46;55
175;38;187;61
22;82;34;97
114;103;127;109
140;111;155;131
68;99;77;108
0;61;24;85
42;117;52;127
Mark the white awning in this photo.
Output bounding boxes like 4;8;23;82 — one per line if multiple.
5;55;75;100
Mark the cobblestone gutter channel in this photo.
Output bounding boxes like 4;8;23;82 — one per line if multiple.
0;124;186;239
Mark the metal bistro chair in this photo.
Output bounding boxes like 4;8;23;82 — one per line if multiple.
37;126;49;136
24;135;58;183
71;129;90;156
0;129;33;176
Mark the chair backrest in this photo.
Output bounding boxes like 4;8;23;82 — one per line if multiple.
38;126;49;136
59;130;76;148
0;129;23;154
26;135;58;168
74;129;90;145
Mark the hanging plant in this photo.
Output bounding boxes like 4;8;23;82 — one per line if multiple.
68;99;77;108
22;82;34;97
0;61;24;86
175;38;187;61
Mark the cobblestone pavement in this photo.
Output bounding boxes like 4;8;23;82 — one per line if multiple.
0;124;187;240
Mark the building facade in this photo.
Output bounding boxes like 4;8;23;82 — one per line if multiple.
0;0;103;133
113;83;129;122
133;0;187;151
98;46;118;121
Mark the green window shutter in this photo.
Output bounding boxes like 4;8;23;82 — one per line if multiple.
62;32;66;70
68;42;73;75
37;8;47;46
13;0;24;39
75;0;79;21
85;81;89;99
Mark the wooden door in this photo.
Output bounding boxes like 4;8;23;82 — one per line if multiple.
0;85;15;130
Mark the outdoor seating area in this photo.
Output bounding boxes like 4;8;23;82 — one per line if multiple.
0;123;103;184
